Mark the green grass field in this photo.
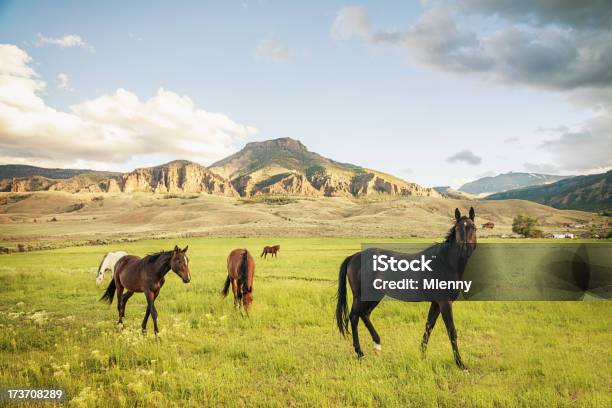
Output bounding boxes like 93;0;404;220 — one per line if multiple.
0;238;610;407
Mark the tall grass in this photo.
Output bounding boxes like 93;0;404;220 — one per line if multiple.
0;238;610;407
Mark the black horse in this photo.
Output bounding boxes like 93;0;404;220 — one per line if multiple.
335;207;477;369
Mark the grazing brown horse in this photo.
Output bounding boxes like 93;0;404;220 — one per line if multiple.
222;249;255;313
336;208;477;369
261;245;280;259
100;245;191;336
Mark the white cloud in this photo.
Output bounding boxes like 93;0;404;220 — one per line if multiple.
255;35;291;61
57;73;71;90
0;44;257;169
36;33;94;52
331;6;371;40
539;113;612;172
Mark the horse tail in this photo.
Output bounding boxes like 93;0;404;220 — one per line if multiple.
100;279;116;304
336;255;352;337
221;276;231;297
240;250;249;291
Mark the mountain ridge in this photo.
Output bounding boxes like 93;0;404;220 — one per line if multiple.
486;171;611;211
459;172;569;195
1;138;439;198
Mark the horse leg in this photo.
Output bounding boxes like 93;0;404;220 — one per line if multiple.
116;285;124;325
120;291;134;322
360;301;381;354
231;279;239;308
440;302;465;369
141;289;159;335
421;302;440;356
144;291;160;336
350;301;364;359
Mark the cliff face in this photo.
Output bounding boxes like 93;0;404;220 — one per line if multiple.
2;138;439;198
11;176;56;192
119;161;236;196
7;162;237;196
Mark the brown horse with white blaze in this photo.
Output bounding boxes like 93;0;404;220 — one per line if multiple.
222;249;255;313
100;245;191;336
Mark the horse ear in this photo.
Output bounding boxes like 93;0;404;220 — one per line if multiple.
182;245;188;253
469;207;475;221
455;208;461;221
174;245;179;252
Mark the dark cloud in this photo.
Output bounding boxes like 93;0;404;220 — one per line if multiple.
332;1;612;174
332;1;612;92
446;149;482;165
459;0;612;30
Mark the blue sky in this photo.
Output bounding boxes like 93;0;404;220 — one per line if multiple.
0;0;610;188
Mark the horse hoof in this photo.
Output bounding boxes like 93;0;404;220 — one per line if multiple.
141;329;147;336
356;353;365;360
373;343;382;355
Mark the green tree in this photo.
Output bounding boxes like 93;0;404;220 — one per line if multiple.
512;214;542;238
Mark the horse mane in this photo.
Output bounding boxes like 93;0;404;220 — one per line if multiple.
144;250;172;265
97;252;110;273
444;224;457;243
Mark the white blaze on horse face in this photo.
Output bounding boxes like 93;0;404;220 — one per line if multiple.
182;253;191;280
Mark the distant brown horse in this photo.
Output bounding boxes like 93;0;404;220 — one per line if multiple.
100;245;190;336
222;249;255;313
482;222;495;229
261;245;280;259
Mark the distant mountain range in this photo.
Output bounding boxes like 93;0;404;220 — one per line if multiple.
0;164;98;180
0;138;439;198
459;172;569;195
3;142;608;212
486;171;612;211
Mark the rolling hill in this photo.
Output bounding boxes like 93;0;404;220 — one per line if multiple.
459;172;568;195
486;170;611;211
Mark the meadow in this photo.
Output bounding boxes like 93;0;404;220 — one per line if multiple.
0;237;610;407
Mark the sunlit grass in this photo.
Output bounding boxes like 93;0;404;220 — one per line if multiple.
0;238;610;407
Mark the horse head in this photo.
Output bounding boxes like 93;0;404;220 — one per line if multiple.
170;245;191;283
453;207;477;258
